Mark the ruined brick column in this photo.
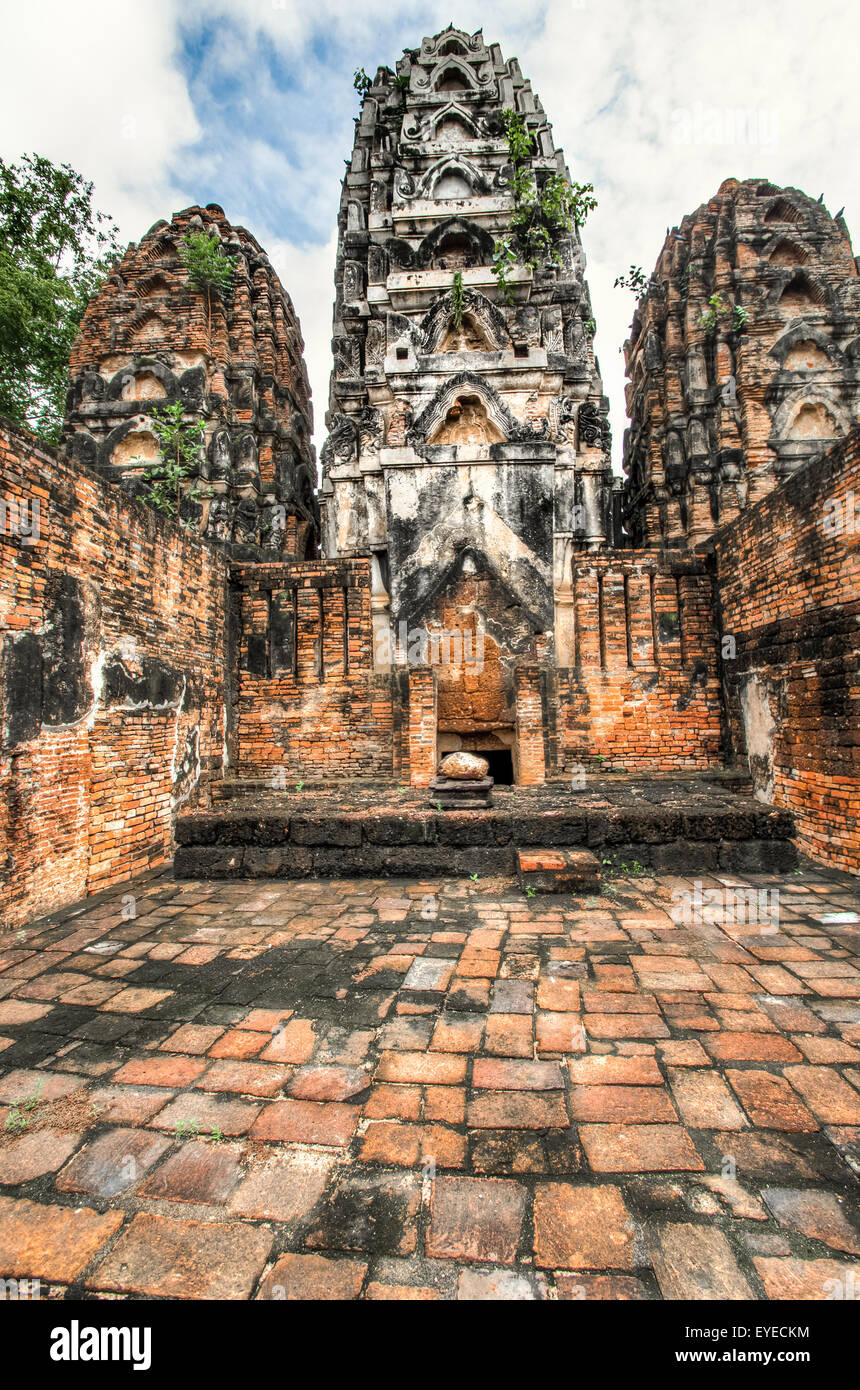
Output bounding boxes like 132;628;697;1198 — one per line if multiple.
622;178;860;548
408;666;438;786
64;205;318;560
515;665;546;784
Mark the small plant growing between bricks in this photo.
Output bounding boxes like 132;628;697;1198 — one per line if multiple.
451;269;465;330
699;292;749;337
174;1118;201;1141
492;108;596;302
134;401;207;524
5;1079;44;1132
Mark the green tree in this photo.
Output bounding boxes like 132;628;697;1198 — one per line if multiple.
179;230;233;347
0;153;121;442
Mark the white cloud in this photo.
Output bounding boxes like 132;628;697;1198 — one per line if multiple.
267;233;338;451
4;0;858;467
0;0;200;237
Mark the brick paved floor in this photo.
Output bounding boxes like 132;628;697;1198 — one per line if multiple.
0;865;858;1300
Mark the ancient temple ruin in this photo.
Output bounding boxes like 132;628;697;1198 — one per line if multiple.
312;29;731;786
623;177;860;547
319;29;619;779
64;204;319;560
1;26;859;932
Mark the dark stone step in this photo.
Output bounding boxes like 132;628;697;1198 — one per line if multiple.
518;849;602;894
176;802;795;850
173;837;797;880
175;779;798;880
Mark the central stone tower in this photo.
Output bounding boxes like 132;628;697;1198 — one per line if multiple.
320;26;613;775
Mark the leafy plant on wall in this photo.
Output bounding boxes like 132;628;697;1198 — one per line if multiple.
180;231;233;348
492;110;597;302
614;265;649;301
134;401;207;524
699;291;750;337
451;270;465;330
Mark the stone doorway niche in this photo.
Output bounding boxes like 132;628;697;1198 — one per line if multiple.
438;728;517;784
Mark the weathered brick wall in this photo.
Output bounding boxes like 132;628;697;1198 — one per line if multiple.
715;428;860;873
0;421;229;927
554;552;724;772
232;559;397;782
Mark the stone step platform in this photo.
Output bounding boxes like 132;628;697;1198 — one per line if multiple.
518;848;602;894
429;775;494;809
174;777;797;881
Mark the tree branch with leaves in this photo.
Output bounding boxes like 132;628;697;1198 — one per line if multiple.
0;153;121;443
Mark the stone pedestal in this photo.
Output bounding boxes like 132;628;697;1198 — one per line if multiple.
429;776;494;810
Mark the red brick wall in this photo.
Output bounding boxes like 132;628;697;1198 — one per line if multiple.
515;666;547;785
0;422;229;927
715;428;860;873
407;667;436;787
232;559;397;782
555;553;724;772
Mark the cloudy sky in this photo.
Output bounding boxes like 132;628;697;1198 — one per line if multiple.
3;0;857;466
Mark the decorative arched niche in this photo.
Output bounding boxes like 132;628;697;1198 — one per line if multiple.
786;401;840;440
421;287;509;355
410;373;518;448
778;272;828;312
434;169;473;199
769;320;841;371
434;63;473;93
784;341;832;370
770;390;849;471
767;238;809;268
416;217;495;270
111;428;159;469
428;393;506;444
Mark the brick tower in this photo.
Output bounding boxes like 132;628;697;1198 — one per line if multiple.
319;26;613;777
622;178;860;547
64;204;318;560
